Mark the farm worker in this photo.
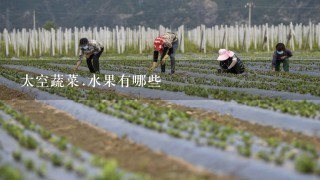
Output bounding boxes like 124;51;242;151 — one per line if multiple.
74;38;104;73
272;43;293;72
216;49;245;74
149;32;179;74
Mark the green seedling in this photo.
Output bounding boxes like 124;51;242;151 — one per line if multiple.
37;164;47;178
20;135;38;150
91;156;104;167
237;145;251;157
295;153;316;174
267;138;281;148
242;134;252;146
65;159;74;171
24;159;34;171
71;146;81;158
274;156;284;166
56;137;68;151
286;151;297;160
256;151;271;162
229;138;235;144
217;141;227;150
51;154;63;166
0;165;22;180
279;145;290;156
75;165;86;177
37;148;51;160
12;150;22;161
39;128;52;140
98;160;122;180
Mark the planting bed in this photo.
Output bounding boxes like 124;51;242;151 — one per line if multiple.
0;102;133;180
0;54;320;179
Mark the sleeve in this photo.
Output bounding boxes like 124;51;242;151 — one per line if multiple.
286;50;293;57
163;41;172;49
153;51;159;62
92;42;101;54
272;51;276;68
227;56;238;69
219;61;227;70
162;33;176;49
160;47;169;60
78;50;84;62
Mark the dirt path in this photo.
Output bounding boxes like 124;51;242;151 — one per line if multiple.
0;85;227;180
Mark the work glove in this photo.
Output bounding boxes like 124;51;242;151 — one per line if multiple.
148;62;159;72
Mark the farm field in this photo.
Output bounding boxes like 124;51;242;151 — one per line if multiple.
0;52;320;180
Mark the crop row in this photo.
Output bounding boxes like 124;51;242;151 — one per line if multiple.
106;59;318;76
105;64;320;97
5;62;319;119
23;60;320;98
0;101;126;180
16;59;318;85
106;63;320;89
0;68;320;175
0;163;22;179
119;61;319;84
102;59;320;74
56;58;319;96
82;63;319;99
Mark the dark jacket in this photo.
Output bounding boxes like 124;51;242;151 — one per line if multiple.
219;55;245;74
272;49;292;68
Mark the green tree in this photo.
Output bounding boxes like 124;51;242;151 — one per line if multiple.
43;21;56;30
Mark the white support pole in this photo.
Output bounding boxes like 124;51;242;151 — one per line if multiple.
245;2;254;27
74;27;79;56
4;29;9;57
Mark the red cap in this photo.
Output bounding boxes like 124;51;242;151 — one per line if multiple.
154;37;164;51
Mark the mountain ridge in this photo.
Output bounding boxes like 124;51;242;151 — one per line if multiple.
1;0;319;30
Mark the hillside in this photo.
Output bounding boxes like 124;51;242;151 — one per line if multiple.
0;0;319;30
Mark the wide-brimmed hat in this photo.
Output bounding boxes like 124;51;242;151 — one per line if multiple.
217;49;235;61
